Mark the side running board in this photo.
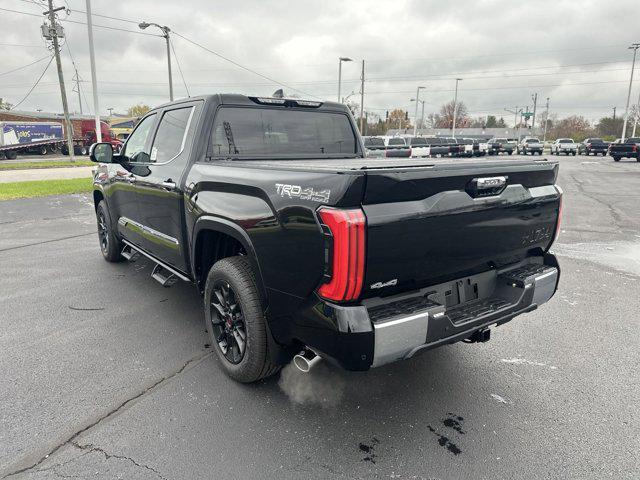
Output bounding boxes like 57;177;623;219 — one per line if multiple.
151;264;178;287
121;244;140;262
121;240;190;288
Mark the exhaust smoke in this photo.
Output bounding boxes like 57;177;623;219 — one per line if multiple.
278;358;346;407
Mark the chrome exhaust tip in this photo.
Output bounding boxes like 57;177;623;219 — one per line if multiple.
293;349;321;372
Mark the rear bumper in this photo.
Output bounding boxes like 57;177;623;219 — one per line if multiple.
298;254;559;371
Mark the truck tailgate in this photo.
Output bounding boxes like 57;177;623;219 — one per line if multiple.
360;161;560;298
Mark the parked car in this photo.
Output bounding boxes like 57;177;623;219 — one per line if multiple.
551;138;578;155
363;136;386;158
407;137;431;158
89;93;562;383
578;138;609;156
517;138;544;155
608;137;640;162
443;137;464;157
421;137;450;157
487;138;515;155
458;138;488;157
384;136;412;158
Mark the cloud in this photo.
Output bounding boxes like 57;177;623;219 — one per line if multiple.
1;0;638;124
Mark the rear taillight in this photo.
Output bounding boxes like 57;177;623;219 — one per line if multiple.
633;145;638;152
554;188;563;242
317;207;366;302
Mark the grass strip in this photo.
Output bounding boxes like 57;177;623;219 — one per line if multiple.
0;177;93;200
0;160;94;170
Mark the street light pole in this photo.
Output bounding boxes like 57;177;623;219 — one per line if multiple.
85;0;102;142
531;92;538;133
337;57;352;102
139;22;173;101
621;43;640;142
632;88;640;137
543;97;550;143
359;59;365;133
413;86;425;136
452;78;462;139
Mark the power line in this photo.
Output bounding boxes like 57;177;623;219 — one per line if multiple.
11;55;55;109
169;38;190;97
0;55;52;76
0;42;46;48
171;30;319;98
0;6;161;36
64;64;636;88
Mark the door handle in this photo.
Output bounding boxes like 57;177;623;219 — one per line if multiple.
127;176;136;183
161;181;176;190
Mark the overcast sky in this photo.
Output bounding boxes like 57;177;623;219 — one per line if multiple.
1;0;639;126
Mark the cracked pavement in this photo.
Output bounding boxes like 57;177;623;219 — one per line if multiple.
0;156;638;479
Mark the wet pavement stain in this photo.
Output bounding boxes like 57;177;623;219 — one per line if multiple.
427;414;466;456
359;437;380;463
443;413;465;434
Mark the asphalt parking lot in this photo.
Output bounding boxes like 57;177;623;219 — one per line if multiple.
0;154;638;479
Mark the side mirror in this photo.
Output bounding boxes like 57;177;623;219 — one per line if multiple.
90;142;113;163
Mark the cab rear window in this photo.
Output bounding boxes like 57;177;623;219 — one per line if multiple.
210;107;357;158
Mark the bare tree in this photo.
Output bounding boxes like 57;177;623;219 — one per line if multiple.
435;101;470;129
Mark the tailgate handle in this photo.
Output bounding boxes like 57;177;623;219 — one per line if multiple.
466;176;508;198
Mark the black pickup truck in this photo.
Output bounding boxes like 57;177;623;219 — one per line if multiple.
90;94;562;383
609;137;640;162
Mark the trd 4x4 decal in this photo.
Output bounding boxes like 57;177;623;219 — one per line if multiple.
275;183;331;203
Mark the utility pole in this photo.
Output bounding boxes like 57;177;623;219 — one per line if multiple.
107;107;114;117
43;0;75;161
413;86;425;137
359;60;365;133
86;0;102;142
621;43;640;142
612;106;617;119
452;78;462;139
531;93;538;133
632;88;640;137
543;97;550;142
504;106;522;137
73;70;82;114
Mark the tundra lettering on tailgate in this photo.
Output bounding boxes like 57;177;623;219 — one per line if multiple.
275;183;331;203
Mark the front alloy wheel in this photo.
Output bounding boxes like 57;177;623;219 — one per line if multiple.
97;210;109;254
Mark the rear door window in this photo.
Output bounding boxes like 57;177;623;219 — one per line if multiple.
150;107;193;163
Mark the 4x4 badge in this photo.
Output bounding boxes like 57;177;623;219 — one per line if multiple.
371;279;398;289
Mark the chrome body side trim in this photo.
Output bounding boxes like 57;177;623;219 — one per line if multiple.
118;216;179;246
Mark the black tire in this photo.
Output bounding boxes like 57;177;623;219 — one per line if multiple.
613;156;620;162
96;200;124;262
5;150;17;160
508;151;513;155
80;146;88;156
61;145;69;155
39;145;48;155
204;256;280;383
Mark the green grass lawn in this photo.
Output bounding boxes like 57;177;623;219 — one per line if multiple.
0;160;94;170
0;177;93;200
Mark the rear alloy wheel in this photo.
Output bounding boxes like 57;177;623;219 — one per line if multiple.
204;256;280;383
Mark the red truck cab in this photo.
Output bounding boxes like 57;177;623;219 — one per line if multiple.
82;120;122;152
